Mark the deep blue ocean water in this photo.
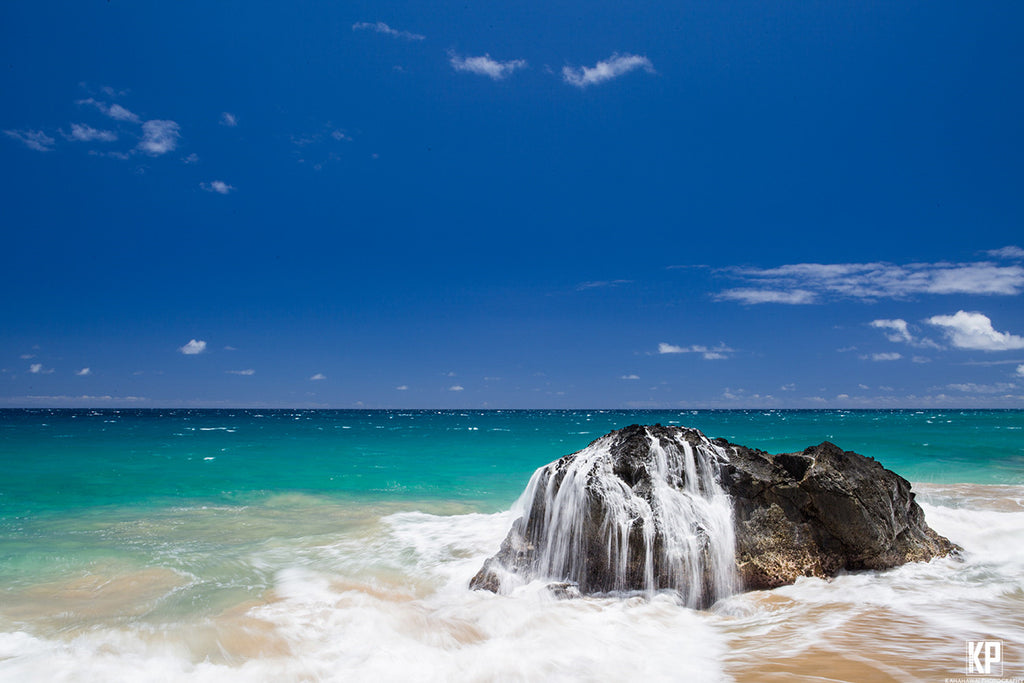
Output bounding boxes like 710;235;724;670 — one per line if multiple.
1;409;1022;681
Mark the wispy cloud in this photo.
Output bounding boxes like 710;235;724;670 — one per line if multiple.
16;394;147;404
986;246;1024;260
220;112;238;127
201;180;235;194
396;385;409;390
870;319;913;343
137;120;181;156
658;342;734;360
77;98;141;123
576;279;632;291
718;260;1024;304
449;51;527;80
448;385;465;391
927;311;1024;351
65;123;117;143
717;288;817;305
226;369;255;376
4;129;56;152
562;53;655;88
352;21;425;41
76;368;91;376
310;373;326;381
1017;364;1024;378
29;363;54;374
620;374;640;380
945;382;1018;394
862;352;902;362
179;339;207;355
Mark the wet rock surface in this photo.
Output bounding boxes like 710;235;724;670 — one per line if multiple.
471;424;958;605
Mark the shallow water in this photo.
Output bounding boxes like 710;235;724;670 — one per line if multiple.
1;410;1023;681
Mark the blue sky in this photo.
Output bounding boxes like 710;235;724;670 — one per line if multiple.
2;1;1023;408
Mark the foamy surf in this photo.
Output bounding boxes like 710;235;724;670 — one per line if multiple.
1;485;1022;682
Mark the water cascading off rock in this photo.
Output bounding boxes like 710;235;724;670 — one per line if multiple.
470;424;957;608
471;425;739;608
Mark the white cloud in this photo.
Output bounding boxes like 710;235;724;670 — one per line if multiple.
179;339;207;355
107;103;140;123
577;279;632;290
183;153;200;164
220;112;238;127
658;342;734;359
562;53;655;88
77;98;141;123
396;385;409;390
781;383;796;391
227;369;255;376
946;382;1017;394
449;52;527;80
864;352;902;361
201;180;235;194
137;120;181;156
869;319;913;344
352;21;425;41
717;288;817;305
20;354;35;360
987;246;1024;260
448;385;464;391
76;368;91;376
719;260;1024;303
5;129;56;152
65;123;117;143
1017;364;1024;378
29;363;42;373
927;311;1024;351
310;373;326;381
331;130;352;142
621;374;640;380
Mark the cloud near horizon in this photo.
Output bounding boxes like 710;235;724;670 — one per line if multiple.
562;53;655;88
926;311;1024;351
718;260;1024;304
658;342;734;360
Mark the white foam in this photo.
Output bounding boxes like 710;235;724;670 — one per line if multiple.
2;488;1022;682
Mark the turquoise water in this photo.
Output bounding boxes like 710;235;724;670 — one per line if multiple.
3;409;1022;517
1;409;1022;681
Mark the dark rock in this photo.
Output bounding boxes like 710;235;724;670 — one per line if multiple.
470;424;958;605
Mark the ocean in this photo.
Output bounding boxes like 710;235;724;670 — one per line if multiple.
1;409;1022;681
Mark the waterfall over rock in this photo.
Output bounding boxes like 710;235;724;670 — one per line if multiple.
471;424;739;607
471;424;958;608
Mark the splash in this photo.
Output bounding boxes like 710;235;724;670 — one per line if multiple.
508;427;738;607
